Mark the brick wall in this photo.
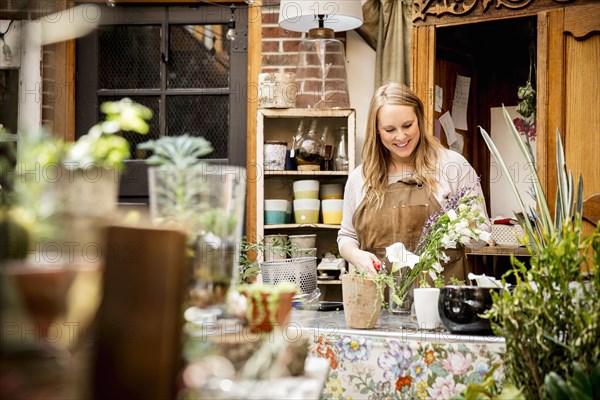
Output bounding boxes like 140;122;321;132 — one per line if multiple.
261;3;302;75
261;2;348;107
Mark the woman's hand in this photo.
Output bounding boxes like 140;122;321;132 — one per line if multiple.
349;248;381;275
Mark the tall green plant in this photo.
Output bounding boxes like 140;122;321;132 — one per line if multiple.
479;106;583;253
486;222;599;399
479;106;599;399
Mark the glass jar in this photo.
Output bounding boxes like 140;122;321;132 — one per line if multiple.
334;127;349;171
294;119;325;170
295;37;350;109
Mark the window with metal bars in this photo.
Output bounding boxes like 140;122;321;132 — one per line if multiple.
75;4;247;203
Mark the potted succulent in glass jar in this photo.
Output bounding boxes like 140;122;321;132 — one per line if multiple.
139;135;246;313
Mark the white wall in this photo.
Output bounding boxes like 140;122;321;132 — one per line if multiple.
0;20;21;68
489;106;537;220
18;21;42;134
0;20;42;135
345;30;375;165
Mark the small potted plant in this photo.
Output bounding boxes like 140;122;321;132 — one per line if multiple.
341;261;397;329
1;98;152;258
237;282;297;333
238;235;302;284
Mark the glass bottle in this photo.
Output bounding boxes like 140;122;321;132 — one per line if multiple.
334;127;349;171
294;119;325;170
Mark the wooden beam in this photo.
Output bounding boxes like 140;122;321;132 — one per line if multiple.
411;26;435;136
246;0;261;243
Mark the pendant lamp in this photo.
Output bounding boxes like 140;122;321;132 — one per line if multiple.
278;0;363;109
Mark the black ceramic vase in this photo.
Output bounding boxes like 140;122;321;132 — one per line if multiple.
438;286;502;335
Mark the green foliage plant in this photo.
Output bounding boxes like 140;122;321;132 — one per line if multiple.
544;361;600;400
64;98;152;171
0;99;151;259
479;106;599;399
479;106;583;253
139;134;215;245
451;364;524;400
486;223;599;399
238;236;302;284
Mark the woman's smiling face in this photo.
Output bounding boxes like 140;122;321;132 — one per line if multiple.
377;103;421;168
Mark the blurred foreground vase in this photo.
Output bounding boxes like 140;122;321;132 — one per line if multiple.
1;256;103;345
50;167;119;252
93;225;188;400
148;164;246;311
341;274;382;329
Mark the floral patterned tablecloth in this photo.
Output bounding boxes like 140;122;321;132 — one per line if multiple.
291;310;506;400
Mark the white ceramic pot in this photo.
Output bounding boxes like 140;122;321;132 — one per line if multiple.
320;183;344;200
321;199;343;224
293;180;319;200
293;199;320;224
413;288;443;330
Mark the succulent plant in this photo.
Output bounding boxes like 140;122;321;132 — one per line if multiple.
138;134;213;169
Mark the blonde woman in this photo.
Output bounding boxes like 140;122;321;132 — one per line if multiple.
338;82;490;280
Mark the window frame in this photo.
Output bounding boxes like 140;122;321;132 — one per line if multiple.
75;4;247;202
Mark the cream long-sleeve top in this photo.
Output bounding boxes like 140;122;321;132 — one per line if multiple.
337;147;491;252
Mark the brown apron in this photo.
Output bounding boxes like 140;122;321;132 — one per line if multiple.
352;175;467;282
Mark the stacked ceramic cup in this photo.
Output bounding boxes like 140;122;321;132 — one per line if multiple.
288;234;317;258
292;180;320;224
320;183;344;225
264;199;291;225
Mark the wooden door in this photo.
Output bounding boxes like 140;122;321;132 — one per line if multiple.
538;3;600;231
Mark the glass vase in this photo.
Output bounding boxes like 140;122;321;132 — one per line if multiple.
389;269;419;314
148;164;246;315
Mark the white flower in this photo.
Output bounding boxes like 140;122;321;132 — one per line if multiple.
441;234;457;249
64;138;93;169
428;262;444;280
440;251;450;263
447;209;458;221
454;219;469;232
477;230;491;242
459;233;472;245
385;242;420;272
431;262;443;273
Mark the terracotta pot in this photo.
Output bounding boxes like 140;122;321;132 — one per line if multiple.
341;274;382;329
3;261;76;338
243;290;295;333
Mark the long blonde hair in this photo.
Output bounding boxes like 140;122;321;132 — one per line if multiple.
362;82;442;208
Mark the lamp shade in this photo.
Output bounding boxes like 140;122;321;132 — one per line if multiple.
279;0;363;32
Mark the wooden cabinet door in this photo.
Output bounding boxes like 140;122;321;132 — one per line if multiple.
538;3;600;230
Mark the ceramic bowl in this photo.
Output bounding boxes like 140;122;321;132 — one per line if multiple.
438;286;503;335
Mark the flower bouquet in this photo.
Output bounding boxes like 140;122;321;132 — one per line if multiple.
385;187;490;308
